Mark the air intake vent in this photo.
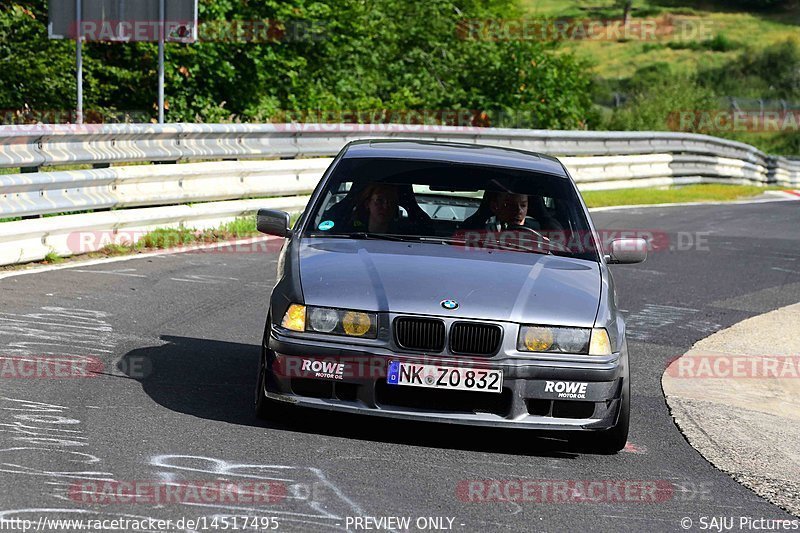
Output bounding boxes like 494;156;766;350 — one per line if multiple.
450;322;502;356
394;317;446;351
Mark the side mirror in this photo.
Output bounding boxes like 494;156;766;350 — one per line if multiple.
257;209;292;238
606;238;647;264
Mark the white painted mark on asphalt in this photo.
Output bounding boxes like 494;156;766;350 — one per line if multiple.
626;268;665;277
0;308;128;380
676;319;722;336
150;454;367;531
772;267;799;275
72;268;147;278
169;274;240;284
0;397;114;481
150;455;297;482
312;467;367;516
3;341;113;355
624;304;703;341
0;315;112;332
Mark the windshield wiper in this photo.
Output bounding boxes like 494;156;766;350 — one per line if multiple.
310;232;418;242
309;232;571;256
476;238;552;255
412;235;555;255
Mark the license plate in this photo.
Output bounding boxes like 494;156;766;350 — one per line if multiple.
386;361;503;393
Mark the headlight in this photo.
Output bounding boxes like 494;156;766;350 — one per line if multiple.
518;325;611;355
280;304;378;338
308;307;338;333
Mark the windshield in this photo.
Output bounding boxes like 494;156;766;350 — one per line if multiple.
302;157;599;261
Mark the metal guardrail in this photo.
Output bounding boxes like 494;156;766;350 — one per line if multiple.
0;123;797;266
0;159;329;218
0;123;779;169
0;196;310;267
0;153;776;219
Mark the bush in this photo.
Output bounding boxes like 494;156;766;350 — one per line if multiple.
666;33;741;52
730;0;797;9
0;4;75;114
0;0;596;129
703;33;741;52
604;66;718;132
699;39;800;100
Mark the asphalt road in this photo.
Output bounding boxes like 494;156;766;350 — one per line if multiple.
0;199;798;533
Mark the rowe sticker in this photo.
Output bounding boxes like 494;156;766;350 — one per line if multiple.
301;359;345;380
544;381;588;399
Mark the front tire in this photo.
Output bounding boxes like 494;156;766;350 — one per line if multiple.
570;376;630;454
594;392;629;453
254;351;272;419
255;323;291;423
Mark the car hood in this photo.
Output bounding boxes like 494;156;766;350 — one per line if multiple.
298;238;602;327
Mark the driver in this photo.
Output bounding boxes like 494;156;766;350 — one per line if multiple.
486;192;541;231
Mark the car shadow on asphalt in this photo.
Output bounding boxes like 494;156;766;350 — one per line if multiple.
120;335;611;459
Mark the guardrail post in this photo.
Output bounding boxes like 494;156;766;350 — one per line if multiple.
765;156;779;186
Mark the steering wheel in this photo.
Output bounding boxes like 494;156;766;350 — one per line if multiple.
504;224;572;253
506;224;550;243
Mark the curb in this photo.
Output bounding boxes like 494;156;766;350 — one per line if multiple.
0;235;283;281
662;303;800;517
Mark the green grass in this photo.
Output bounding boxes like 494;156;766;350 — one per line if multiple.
0;203;303;272
521;0;800;78
0;214;272;272
98;243;134;256
43;250;64;264
580;183;779;207
98;216;260;253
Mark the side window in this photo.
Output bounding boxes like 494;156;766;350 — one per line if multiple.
312;180;353;229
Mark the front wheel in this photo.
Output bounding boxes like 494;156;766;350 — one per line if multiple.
589;377;630;454
571;378;630;454
593;392;630;453
255;327;291;423
254;352;271;419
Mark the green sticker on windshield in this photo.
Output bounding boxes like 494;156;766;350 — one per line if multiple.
318;220;335;231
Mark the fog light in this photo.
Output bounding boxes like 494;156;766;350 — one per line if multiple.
342;311;371;336
522;326;554;352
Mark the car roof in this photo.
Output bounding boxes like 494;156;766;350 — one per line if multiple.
341;140;568;176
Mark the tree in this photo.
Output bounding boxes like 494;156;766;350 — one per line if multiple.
0;0;596;129
615;0;633;24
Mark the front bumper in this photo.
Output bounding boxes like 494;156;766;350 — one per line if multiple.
265;331;629;431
